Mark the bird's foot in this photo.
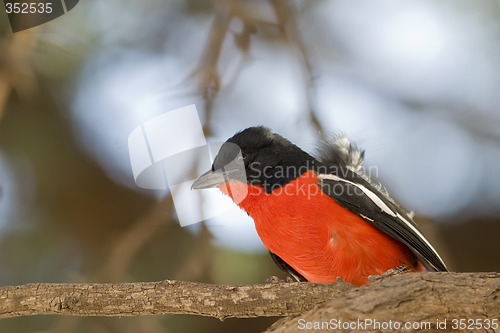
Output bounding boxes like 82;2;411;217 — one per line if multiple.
265;276;295;283
265;275;282;283
368;265;409;282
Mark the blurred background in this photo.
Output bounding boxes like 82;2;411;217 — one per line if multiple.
1;0;500;332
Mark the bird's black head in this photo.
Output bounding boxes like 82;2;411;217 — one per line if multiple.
192;126;317;193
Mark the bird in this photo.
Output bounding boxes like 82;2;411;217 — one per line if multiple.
191;126;448;286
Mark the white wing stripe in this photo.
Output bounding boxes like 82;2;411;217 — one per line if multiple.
318;174;396;216
317;173;446;269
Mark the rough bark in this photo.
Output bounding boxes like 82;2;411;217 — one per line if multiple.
0;272;499;333
0;278;353;320
265;272;500;333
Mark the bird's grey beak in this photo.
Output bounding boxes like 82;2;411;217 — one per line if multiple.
191;169;228;189
192;165;247;190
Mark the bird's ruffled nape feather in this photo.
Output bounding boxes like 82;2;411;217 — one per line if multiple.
315;134;365;172
315;133;414;219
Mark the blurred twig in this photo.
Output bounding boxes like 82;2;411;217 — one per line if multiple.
0;31;38;121
0;75;9;122
270;0;323;134
194;0;323;135
195;0;234;135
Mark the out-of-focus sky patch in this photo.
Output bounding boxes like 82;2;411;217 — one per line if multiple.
306;0;500;116
375;115;481;218
188;188;265;252
71;48;204;188
211;41;308;140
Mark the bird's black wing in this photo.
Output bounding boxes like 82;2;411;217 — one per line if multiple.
269;251;308;282
317;169;448;272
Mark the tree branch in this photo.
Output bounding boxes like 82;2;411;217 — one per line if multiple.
0;279;353;320
1;272;499;332
266;272;500;333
